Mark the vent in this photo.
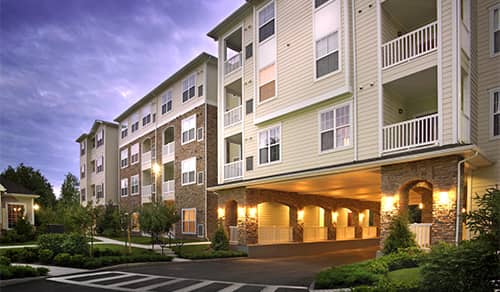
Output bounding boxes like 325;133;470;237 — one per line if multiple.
246;99;254;115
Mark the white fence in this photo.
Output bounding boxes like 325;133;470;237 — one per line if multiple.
362;226;378;239
258;226;293;244
382;114;439;153
303;226;328;242
141;151;151;170
224;53;242;75
162;142;174;162
382;21;438;69
224;105;242;128
336;226;355;241
224;160;243;180
162;180;175;201
409;223;431;248
229;226;239;245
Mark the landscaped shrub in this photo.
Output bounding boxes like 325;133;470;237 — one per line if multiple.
380;247;424;271
0;265;48;280
17;247;39;263
38;233;66;255
13;216;36;242
382;214;417;254
0;230;21;243
61;233;88;255
53;253;72;266
38;249;54;264
315;263;384;289
0;256;11;266
176;249;247;260
93;248;122;257
211;226;229;251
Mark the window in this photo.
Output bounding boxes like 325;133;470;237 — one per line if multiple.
492;89;500;137
197;127;204;141
91;184;96;197
121;123;128;138
246;99;254;114
181;157;196;185
315;0;330;8
258;1;276;103
245;43;253;59
91;160;96;172
197;171;204;185
131;113;139;132
161;91;173;114
258;125;281;165
258;2;275;42
7;204;25;229
315;0;340;78
80;142;85;156
131;143;139;164
96;156;104;173
96;129;104;147
491;5;500;55
461;0;470;30
197;224;204;237
320;103;351;152
198;85;203;97
246;156;254;171
182;208;196;234
163;162;174;182
96;183;104;199
182;74;196;103
181;115;196;144
120;148;128;168
131;175;139;195
121;178;128;196
81;164;85;178
91;137;96;148
81;188;86;202
142;106;152;126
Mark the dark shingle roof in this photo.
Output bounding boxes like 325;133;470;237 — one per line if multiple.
0;177;36;195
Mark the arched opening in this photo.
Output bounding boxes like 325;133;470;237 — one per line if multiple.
360;209;378;238
257;202;292;244
142;138;151;153
302;205;327;242
225;200;238;228
163;127;174;145
131;212;140;232
334;207;355;240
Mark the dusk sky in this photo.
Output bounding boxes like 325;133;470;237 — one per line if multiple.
0;0;244;196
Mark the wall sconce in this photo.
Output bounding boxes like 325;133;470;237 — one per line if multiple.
418;203;424;209
382;196;397;212
332;211;338;223
248;207;257;219
359;213;365;223
238;207;246;218
439;191;450;205
217;208;225;219
297;209;304;222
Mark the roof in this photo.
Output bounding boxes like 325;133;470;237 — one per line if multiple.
75;120;118;142
207;2;252;40
0;177;37;196
114;52;217;122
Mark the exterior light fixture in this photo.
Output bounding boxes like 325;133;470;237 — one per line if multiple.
33;204;40;211
382;196;396;212
152;163;161;175
332;211;338;223
297;209;304;222
238;207;246;218
418;203;423;209
248;207;257;218
217;207;225;219
359;213;365;223
439;191;450;205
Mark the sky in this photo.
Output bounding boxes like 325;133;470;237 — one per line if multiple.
0;0;244;196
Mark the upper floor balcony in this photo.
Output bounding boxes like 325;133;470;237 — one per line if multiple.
162;127;175;163
141;138;155;170
224;133;243;181
141;170;153;204
162;161;174;201
223;27;242;83
224;79;242;129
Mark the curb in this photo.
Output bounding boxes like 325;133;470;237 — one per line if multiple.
308;281;352;292
0;276;49;288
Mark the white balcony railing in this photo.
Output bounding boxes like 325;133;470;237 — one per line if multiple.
460;112;470;143
229;226;239;245
382;21;438;69
303;226;328;242
224;105;242;128
336;226;355;241
162;180;175;201
258;226;293;244
409;223;431;248
362;226;378;239
141;151;151;169
382;114;439;153
141;185;152;204
224;53;242;75
162;142;175;162
224;160;243;180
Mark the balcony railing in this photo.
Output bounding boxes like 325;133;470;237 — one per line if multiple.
336;226;355;241
141;185;152;204
162;180;175;201
382;21;438;69
224;53;242;75
362;226;378;239
224;160;243;180
162;142;175;162
258;226;293;244
229;226;239;245
409;223;431;248
141;151;151;169
382;114;439;153
303;226;328;242
460;112;470;143
224;105;242;128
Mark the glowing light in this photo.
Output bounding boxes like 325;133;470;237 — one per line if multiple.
238;207;246;218
152;163;161;175
33;204;40;211
439;192;450;205
418;203;423;209
461;208;466;213
332;211;338;223
297;209;304;222
382;196;395;212
217;208;225;219
359;213;365;223
248;207;257;218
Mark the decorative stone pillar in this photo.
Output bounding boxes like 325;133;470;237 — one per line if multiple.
431;188;457;244
353;211;362;239
325;209;335;240
290;206;302;242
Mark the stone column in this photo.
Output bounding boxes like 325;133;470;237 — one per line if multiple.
353;211;362;239
290;206;302;242
325;209;335;240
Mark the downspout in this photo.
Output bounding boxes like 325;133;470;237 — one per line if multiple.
351;0;358;161
455;150;478;245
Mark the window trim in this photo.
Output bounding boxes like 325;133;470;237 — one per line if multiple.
131;175;140;195
182;74;196;104
7;202;27;229
181;157;197;186
197;171;204;185
490;87;500;140
130;143;139;165
490;4;500;57
161;90;173;115
317;101;353;154
181;114;197;145
181;208;197;235
120;178;129;197
197;127;204;142
257;1;276;44
120;148;129;169
257;123;282;167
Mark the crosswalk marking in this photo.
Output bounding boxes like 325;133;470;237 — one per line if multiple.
109;276;157;288
261;286;279;292
218;283;244;292
173;280;214;292
86;273;134;284
136;278;185;291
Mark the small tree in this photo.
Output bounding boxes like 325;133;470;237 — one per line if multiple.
211;225;229;251
139;202;179;249
70;202;100;256
119;210;132;254
60;173;80;207
464;187;500;247
382;214;417;254
96;202;121;237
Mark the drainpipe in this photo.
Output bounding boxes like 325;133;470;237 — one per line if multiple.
455;150;478;245
351;0;358;161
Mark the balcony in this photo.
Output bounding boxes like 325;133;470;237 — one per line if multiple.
162;180;175;201
224;53;242;75
162;142;174;162
383;114;438;153
141;185;152;204
336;226;355;241
224;105;242;128
223;27;242;77
409;223;431;248
224;160;243;180
141;151;151;170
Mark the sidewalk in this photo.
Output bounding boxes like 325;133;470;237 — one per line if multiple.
11;263;87;276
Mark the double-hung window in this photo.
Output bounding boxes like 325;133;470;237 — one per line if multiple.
80;142;85;156
131;113;139;132
182;74;196;103
81;164;85;178
161;91;173;114
96;183;104;199
96;129;104;147
130;143;139;164
492;88;500;138
121;123;128;139
491;4;500;56
181;157;196;185
96;156;104;173
121;178;128;197
182;208;196;234
258;125;281;165
258;1;276;103
314;0;340;78
142;107;151;126
181;115;196;144
120;148;128;168
81;189;86;202
131;175;139;195
319;103;351;152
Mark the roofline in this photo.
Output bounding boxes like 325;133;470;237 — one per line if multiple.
3;193;40;199
114;52;217;122
75;119;118;142
207;2;252;40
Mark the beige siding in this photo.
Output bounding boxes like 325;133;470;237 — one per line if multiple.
206;62;218;105
104;125;119;204
382;52;437;84
440;0;455;145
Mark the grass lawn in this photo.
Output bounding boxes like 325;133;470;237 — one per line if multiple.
93;244;156;255
387;267;422;285
109;236;207;245
173;244;211;254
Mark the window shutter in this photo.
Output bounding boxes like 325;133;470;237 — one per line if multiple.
246;99;254;114
246;156;254;171
245;43;253;59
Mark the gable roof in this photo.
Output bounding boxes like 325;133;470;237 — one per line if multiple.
0;177;36;195
207;2;252;40
75;120;118;142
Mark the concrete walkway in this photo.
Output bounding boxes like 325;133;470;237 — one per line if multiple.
12;263;87;276
0;244;38;249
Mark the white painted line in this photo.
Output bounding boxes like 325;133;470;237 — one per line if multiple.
85;273;134;284
48;277;135;292
172;280;214;292
109;276;157;287
138;278;185;291
218;283;245;292
55;271;122;280
261;286;279;292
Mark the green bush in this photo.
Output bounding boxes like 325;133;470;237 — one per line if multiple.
53;253;72;266
177;249;247;259
2;249;21;262
0;256;11;266
0;265;48;280
17;247;39;263
38;233;66;255
0;265;13;279
13;216;36;242
211;226;229;251
38;249;54;264
0;230;21;243
61;233;88;255
382;215;417;254
380;247;424;271
93;248;122;257
315;263;383;289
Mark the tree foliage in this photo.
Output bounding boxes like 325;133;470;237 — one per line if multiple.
464;187;500;247
382;214;417;254
60;172;79;208
139;202;179;248
96;202;121;237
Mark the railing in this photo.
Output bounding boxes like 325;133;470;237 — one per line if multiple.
224;105;242;128
409;223;431;248
336;226;355;241
224;160;243;180
162;142;175;162
224;53;242;75
382;114;439;153
162;180;175;201
141;185;152;204
229;226;239;245
362;226;378;239
382;21;438;69
460;112;470;143
141;151;151;169
303;226;328;242
258;226;293;244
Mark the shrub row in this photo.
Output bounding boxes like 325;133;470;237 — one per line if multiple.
176;249;247;260
52;253;172;269
0;265;49;280
38;233;88;256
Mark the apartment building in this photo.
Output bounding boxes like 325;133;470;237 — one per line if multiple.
207;0;499;255
76;120;119;206
114;53;218;239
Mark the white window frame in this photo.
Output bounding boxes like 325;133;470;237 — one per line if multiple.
131;143;139;165
81;164;85;178
96;156;104;173
161;90;173;114
181;157;196;186
181;208;197;235
7;202;27;229
121;178;128;197
257;1;275;44
182;74;196;103
197;171;204;185
131;113;139;133
256;0;277;105
257;124;282;166
131;175;139;195
318;101;353;154
490;87;500;140
121;123;128;139
490;4;500;57
181;114;196;145
120;148;128;168
313;0;342;81
197;127;204;141
96;183;104;199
